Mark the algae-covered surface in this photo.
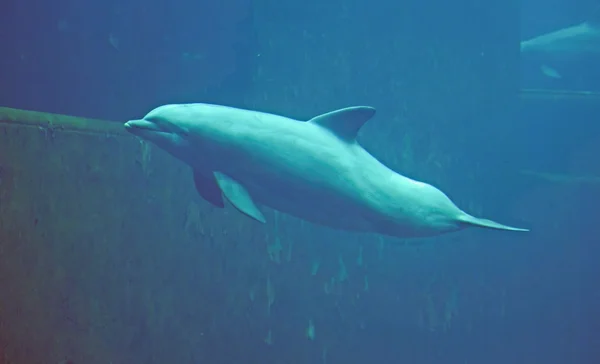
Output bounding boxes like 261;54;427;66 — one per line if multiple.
0;120;247;363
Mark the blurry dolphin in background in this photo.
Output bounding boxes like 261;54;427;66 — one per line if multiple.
520;7;600;79
125;103;528;239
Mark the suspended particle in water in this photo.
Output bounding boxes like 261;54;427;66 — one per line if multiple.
264;329;273;345
306;319;315;340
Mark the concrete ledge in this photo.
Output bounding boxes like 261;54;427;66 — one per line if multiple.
0;107;126;136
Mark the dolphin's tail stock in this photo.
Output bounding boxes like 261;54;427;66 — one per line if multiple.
457;214;529;232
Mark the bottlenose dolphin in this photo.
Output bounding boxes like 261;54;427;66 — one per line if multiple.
520;9;600;78
124;103;528;238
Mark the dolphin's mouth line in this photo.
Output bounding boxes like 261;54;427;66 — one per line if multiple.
124;118;189;136
124;120;164;133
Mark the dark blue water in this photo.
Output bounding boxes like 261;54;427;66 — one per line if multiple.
0;0;598;363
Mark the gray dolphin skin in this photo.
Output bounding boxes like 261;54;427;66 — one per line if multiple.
520;8;600;78
124;103;528;239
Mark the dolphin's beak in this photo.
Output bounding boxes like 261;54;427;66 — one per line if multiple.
124;120;135;132
124;119;162;135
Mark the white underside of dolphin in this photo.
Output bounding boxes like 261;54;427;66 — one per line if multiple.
124;103;528;239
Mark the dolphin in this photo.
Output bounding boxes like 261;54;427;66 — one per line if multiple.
520;9;600;78
124;103;528;238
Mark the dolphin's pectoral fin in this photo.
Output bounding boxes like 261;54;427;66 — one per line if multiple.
308;106;376;141
213;172;266;223
193;169;225;208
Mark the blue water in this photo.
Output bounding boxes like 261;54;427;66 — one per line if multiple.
1;0;598;363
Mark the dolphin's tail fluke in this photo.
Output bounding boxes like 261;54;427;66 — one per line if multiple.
458;214;529;232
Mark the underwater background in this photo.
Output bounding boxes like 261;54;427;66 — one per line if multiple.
0;0;599;363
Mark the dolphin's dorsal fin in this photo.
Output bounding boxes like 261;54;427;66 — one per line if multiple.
308;106;376;141
214;172;266;223
193;169;225;208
